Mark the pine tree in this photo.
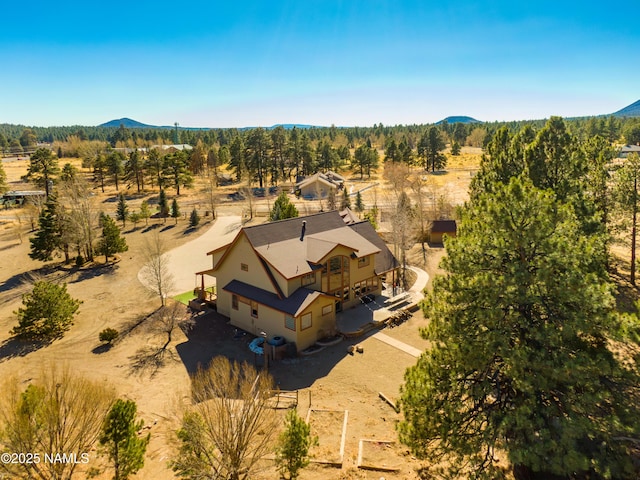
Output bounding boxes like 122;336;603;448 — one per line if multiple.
340;188;351;210
13;281;81;339
158;189;169;223
29;197;62;262
451;139;461;155
99;399;149;480
399;177;640;479
354;190;364;214
24;147;60;197
171;198;180;224
269;191;299;221
139;200;151;226
189;208;200;228
615;152;640;285
275;409;317;480
98;215;128;263
116;193;129;227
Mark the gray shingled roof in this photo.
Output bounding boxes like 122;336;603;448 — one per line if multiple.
223;280;326;316
249;212;380;279
243;211;346;247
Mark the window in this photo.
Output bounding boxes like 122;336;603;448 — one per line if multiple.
358;256;370;268
301;312;312;330
285;315;296;331
322;304;332;316
302;272;315;286
251;301;258;318
241;263;248;272
232;295;238;310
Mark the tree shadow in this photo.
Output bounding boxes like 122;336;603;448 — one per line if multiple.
70;262;119;283
128;346;178;378
91;343;113;354
142;223;162;233
0;265;57;294
0;336;52;363
160;224;176;232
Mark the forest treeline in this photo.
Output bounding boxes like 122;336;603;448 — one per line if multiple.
2;114;639;155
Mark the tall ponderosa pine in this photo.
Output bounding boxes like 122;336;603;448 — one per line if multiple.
615;152;640;285
399;177;640;479
25;148;60;197
163;151;193;195
98;215;128;263
418;126;447;172
99;399;150;480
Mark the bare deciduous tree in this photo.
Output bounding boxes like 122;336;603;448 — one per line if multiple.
171;357;279;480
139;231;175;306
0;367;116;480
59;176;98;262
151;301;186;351
201;174;218;220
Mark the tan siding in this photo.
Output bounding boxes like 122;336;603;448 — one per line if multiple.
295;297;337;350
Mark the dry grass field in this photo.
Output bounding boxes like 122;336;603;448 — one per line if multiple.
0;152;479;479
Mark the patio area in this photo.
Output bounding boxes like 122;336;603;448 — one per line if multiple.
336;266;428;337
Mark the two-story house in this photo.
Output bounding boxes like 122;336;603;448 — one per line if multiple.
197;211;399;351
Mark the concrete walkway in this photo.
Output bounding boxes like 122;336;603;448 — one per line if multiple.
371;332;422;357
137;214;242;296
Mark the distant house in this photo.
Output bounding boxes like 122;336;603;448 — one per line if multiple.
429;220;457;244
151;144;193;153
619;145;640;158
295;171;344;199
196;211;399;351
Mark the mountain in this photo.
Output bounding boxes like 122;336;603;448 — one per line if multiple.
436;116;481;125
98;119;322;130
612;99;640;118
98;118;156;128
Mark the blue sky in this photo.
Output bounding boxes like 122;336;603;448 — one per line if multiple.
1;1;638;128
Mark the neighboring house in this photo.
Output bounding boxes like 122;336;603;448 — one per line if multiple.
429;220;457;244
619;145;640;158
295;171;344;199
197;211;399;351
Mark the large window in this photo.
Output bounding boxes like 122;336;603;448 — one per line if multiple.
323;255;350;293
251;301;258;318
232;295;238;310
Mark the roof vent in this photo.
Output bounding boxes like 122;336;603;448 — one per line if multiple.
300;220;307;241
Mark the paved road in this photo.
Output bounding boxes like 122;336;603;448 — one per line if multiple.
137;214;242;296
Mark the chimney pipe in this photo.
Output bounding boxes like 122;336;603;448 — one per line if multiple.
300;221;307;241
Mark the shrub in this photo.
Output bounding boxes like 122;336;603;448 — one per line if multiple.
99;328;119;345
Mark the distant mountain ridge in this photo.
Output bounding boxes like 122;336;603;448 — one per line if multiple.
613;99;640;117
98;118;321;130
436;116;481;124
